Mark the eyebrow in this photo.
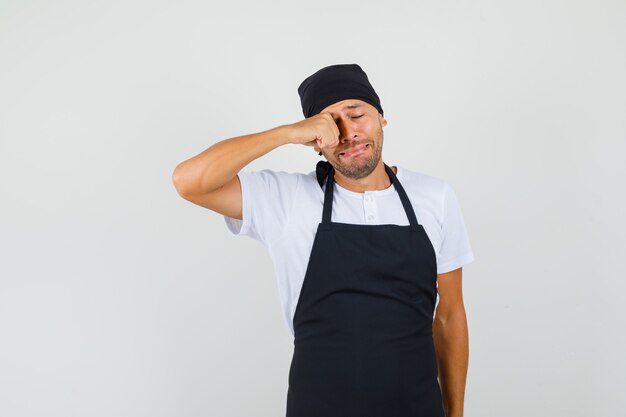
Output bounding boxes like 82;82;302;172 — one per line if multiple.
326;103;364;118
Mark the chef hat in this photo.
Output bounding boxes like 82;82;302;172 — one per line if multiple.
297;63;384;119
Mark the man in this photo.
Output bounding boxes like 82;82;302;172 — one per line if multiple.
172;64;475;417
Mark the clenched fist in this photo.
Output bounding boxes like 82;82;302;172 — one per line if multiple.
285;112;340;154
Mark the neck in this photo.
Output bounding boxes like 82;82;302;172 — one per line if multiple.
333;160;397;193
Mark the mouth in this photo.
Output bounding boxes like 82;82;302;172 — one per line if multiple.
339;143;370;158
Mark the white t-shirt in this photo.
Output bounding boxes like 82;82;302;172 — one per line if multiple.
223;165;475;337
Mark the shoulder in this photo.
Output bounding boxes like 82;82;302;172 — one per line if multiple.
396;165;448;202
394;165;467;227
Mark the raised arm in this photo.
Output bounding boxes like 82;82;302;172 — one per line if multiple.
171;113;340;219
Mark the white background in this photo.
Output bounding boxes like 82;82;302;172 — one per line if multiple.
1;1;624;416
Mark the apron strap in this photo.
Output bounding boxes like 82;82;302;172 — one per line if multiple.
316;160;332;188
320;163;335;230
385;164;420;230
320;162;420;229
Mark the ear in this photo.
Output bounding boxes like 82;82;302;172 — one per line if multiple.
380;114;388;127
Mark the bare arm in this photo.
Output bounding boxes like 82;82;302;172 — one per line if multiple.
433;267;469;417
171;125;289;219
171;113;340;219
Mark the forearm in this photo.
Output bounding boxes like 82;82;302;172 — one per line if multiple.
432;310;469;417
172;124;292;196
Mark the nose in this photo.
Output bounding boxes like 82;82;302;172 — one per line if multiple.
337;120;360;143
340;134;358;144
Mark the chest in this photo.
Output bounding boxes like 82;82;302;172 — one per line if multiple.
271;187;444;266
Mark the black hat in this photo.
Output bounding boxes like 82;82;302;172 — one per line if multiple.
297;63;384;118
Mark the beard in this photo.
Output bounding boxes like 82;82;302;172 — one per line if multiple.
326;126;384;180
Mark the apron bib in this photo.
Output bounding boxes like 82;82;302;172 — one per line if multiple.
286;163;445;417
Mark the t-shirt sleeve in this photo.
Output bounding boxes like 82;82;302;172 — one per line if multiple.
437;181;475;274
223;169;300;246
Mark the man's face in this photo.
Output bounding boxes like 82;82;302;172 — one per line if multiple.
319;99;388;180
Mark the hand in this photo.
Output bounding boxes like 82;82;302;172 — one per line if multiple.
285;112;340;154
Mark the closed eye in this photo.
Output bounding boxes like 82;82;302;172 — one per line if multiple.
352;114;364;119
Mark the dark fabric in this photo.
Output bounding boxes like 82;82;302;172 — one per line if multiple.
297;63;384;118
286;163;445;417
315;160;331;188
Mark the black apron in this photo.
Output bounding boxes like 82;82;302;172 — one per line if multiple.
286;162;445;417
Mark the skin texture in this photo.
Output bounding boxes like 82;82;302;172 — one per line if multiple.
173;98;469;416
319;101;385;179
433;267;468;417
314;99;394;193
